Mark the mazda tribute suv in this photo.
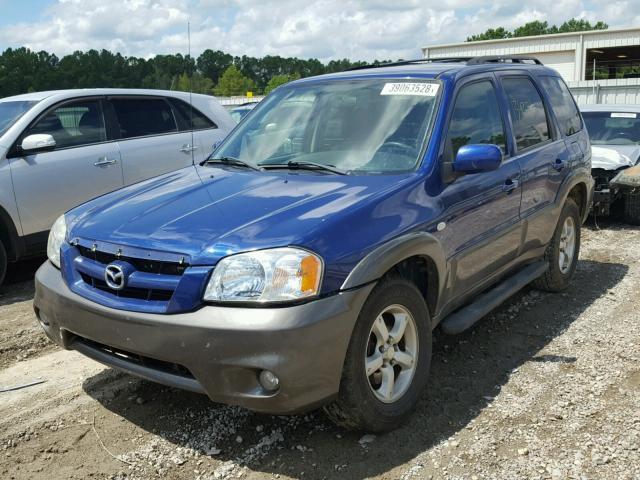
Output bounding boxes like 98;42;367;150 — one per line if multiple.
35;57;593;432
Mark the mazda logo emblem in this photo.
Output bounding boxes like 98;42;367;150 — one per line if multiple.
104;264;126;290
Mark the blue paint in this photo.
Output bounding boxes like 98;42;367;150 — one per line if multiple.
61;62;592;314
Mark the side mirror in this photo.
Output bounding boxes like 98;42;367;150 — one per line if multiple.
21;134;56;153
453;144;502;174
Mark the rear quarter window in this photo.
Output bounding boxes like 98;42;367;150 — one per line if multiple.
169;98;217;131
540;76;582;137
502;77;551;151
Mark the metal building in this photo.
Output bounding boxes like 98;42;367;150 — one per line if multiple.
422;27;640;105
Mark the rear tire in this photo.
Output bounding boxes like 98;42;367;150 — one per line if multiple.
533;198;580;292
324;277;432;432
623;190;640;225
0;241;7;286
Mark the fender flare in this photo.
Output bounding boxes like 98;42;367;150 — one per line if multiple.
341;231;447;310
555;169;593;222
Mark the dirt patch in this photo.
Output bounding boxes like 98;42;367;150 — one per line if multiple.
1;223;639;480
0;258;58;369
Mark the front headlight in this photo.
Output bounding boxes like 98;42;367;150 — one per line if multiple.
47;214;67;269
204;247;323;303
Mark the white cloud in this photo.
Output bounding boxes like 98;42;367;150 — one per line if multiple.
0;0;637;61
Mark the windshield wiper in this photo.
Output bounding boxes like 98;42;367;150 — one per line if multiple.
200;156;262;171
259;160;347;175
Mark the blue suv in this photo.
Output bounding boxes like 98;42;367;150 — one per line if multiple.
35;56;593;432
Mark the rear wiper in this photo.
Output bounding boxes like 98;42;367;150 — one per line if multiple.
200;156;262;171
259;160;347;175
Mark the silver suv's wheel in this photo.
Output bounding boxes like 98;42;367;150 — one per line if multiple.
0;241;7;286
324;277;432;432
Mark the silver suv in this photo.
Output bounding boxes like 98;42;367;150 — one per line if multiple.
0;89;234;284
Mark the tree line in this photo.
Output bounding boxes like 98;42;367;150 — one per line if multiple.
0;47;388;98
467;18;608;42
0;18;609;98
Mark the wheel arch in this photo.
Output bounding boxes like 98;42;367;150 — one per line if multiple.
567;181;588;221
341;232;446;320
0;205;22;262
555;168;592;224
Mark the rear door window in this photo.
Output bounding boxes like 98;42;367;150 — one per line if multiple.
540;76;582;137
25;99;106;149
447;80;507;159
502;77;551;151
111;98;177;139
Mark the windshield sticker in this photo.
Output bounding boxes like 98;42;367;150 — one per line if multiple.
611;112;637;118
381;83;439;97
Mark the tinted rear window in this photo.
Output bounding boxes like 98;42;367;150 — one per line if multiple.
502;77;550;151
111;98;177;139
540;76;582;137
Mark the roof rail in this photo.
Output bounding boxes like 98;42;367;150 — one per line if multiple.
466;55;543;65
346;58;473;71
345;55;543;71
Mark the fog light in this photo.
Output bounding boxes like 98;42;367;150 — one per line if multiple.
259;370;280;391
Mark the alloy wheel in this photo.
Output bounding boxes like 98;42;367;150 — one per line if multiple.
365;304;418;403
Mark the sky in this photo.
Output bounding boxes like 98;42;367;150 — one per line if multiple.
0;0;639;62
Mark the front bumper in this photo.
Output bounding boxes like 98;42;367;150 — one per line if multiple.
34;261;374;414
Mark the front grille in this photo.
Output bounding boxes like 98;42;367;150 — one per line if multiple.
72;245;189;305
79;273;174;302
77;245;187;276
76;336;194;379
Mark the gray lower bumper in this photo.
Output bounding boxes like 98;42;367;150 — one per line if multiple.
34;261;374;414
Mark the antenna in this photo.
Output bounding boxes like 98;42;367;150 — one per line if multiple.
188;21;195;165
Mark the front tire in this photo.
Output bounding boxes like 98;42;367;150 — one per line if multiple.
533;198;580;292
0;241;7;286
324;277;432;432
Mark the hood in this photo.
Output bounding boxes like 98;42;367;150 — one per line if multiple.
591;145;637;170
67;166;408;265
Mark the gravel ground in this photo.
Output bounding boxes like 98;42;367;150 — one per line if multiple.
0;221;638;480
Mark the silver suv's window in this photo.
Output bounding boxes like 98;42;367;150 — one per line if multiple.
26;100;106;149
0;101;37;137
215;79;441;173
111;98;178;139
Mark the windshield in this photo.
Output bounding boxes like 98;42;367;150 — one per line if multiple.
583;111;640;145
214;79;440;173
0;101;38;137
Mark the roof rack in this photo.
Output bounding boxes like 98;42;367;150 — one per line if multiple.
346;55;543;71
466;55;543;65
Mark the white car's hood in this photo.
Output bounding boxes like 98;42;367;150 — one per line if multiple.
591;145;637;170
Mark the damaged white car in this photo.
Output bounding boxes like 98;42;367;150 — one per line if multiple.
582;105;640;223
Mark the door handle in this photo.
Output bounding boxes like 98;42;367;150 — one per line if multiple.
94;157;118;167
502;178;519;193
553;158;567;171
179;144;199;153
